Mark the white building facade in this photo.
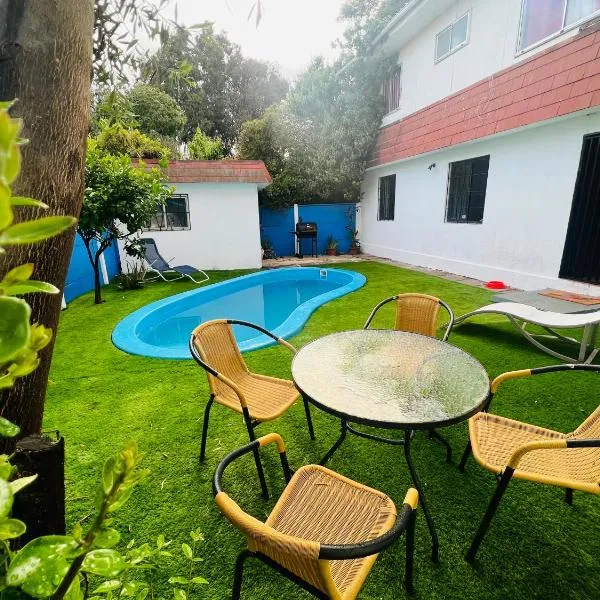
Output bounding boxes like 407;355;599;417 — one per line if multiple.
362;0;600;292
121;160;270;272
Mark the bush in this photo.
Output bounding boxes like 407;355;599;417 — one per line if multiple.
127;84;187;138
187;128;225;160
95;122;170;159
114;263;147;290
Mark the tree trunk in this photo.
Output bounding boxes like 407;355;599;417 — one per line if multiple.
93;253;102;304
0;0;94;442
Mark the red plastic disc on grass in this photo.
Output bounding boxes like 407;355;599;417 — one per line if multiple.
486;280;507;290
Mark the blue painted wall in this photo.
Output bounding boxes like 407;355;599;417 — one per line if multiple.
298;203;356;255
64;234;121;302
259;206;295;258
259;203;357;257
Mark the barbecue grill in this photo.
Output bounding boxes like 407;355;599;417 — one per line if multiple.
292;221;318;258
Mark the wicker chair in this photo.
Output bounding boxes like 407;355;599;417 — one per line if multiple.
462;363;600;563
214;433;419;599
365;293;456;462
364;293;455;341
190;319;315;498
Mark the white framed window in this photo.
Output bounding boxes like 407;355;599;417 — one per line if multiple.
518;0;600;52
435;12;471;63
146;194;191;231
383;66;402;114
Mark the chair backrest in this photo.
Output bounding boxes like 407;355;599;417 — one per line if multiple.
573;405;600;439
140;238;170;271
395;293;442;337
571;405;600;483
191;320;248;395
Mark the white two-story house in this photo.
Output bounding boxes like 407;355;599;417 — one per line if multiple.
361;0;600;292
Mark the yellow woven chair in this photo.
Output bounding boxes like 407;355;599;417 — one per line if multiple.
190;319;315;498
364;293;456;462
214;433;419;599
364;293;455;341
461;363;600;563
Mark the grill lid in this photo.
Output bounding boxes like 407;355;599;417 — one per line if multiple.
296;222;317;233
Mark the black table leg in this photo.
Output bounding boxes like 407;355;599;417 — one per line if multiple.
404;429;439;563
320;419;348;466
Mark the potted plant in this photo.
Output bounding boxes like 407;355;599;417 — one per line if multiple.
261;238;276;259
326;236;339;256
349;229;361;255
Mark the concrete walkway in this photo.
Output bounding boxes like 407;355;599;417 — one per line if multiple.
262;253;494;289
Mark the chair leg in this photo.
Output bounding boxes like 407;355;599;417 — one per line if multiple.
565;488;574;505
200;395;214;462
405;510;416;595
244;409;269;500
458;441;472;472
466;468;513;563
232;550;251;600
303;396;316;441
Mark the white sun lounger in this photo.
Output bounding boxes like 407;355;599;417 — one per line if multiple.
454;302;600;363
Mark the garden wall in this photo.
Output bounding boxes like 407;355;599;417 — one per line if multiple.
64;234;120;302
260;203;358;258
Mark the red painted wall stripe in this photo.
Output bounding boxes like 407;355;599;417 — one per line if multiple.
369;26;600;168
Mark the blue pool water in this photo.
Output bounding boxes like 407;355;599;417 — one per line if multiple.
112;267;366;359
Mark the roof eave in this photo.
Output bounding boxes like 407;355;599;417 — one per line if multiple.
370;0;427;50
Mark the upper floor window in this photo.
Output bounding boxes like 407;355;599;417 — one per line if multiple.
435;12;470;63
378;175;396;221
519;0;600;51
146;194;191;231
384;67;402;114
445;156;490;224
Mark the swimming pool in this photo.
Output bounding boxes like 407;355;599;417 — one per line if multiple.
112;267;366;359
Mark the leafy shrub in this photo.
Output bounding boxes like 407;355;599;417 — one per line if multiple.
95;123;170;159
114;262;147;290
187;128;225;160
127;84;187;138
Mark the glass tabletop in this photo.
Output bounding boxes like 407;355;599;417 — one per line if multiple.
292;330;490;429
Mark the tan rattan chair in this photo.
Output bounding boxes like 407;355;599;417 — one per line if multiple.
190;319;314;498
462;363;600;563
214;433;419;599
364;293;455;341
364;293;456;462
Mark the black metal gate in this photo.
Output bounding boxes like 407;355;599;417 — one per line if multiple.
559;132;600;284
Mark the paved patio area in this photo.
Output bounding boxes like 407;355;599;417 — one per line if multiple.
263;253;494;289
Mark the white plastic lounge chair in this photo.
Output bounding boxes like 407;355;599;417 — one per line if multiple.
454;302;600;364
141;238;209;284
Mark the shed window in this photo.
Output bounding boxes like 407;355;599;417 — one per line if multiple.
384;67;402;114
435;12;470;62
378;175;396;221
146;194;191;231
519;0;600;50
445;156;490;224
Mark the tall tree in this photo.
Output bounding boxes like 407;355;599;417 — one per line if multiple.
0;1;94;438
127;84;187;138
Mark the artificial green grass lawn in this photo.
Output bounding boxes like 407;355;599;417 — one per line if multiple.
45;261;600;600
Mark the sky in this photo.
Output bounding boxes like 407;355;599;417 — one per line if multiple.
169;0;346;79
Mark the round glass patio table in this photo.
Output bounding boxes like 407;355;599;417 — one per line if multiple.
292;329;490;562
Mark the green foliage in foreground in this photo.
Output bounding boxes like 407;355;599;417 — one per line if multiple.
46;262;600;599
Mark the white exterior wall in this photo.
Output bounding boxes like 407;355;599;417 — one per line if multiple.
121;182;262;272
382;0;594;126
361;112;600;293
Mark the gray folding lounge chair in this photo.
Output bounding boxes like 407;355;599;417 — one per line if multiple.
141;238;209;284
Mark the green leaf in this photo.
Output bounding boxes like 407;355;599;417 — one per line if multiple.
173;589;186;600
82;549;126;577
3;144;21;185
93;580;123;594
167;577;188;585
156;534;165;549
0;215;76;246
0;417;20;438
6;535;80;598
189;577;208;585
181;543;193;560
94;527;121;548
3;280;60;296
2;263;34;284
65;576;83;600
10;197;48;209
0;185;12;230
0;296;30;363
10;474;37;494
0;518;26;540
136;588;149;600
107;485;134;512
102;456;117;494
0;475;14;518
